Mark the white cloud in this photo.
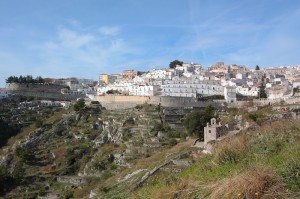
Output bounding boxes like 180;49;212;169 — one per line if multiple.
99;26;121;36
58;28;94;48
43;41;59;50
31;26;140;77
66;19;81;27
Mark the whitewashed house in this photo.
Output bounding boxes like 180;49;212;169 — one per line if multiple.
236;86;259;97
224;86;237;103
161;75;223;98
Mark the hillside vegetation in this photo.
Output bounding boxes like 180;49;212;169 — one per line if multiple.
1;97;300;199
130;119;300;199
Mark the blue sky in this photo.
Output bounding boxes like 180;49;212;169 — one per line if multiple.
1;0;300;87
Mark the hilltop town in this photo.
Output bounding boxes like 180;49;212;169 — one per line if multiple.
95;61;300;102
3;61;300;106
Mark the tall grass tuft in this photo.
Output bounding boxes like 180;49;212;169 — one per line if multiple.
206;167;284;199
213;133;248;165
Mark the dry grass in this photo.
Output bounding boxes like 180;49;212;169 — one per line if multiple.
257;119;299;135
104;139;194;193
205;167;284;199
213;133;248;165
136;138;194;168
54;144;66;166
152;180;191;199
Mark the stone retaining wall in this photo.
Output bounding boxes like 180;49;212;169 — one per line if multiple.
95;95;224;109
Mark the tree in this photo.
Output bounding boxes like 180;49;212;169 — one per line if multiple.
255;65;260;70
169;60;183;69
5;75;44;84
35;76;45;83
73;98;86;113
259;80;267;99
183;104;215;140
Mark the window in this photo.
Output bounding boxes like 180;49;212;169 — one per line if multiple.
208;130;211;133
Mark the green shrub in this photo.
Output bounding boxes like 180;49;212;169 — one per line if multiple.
15;146;30;162
168;138;178;147
110;164;118;170
102;171;113;180
35;119;43;128
91;101;100;105
73;99;86;113
122;130;132;141
62;189;74;199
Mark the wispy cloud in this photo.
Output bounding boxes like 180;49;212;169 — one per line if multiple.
58;28;94;48
220;8;300;67
32;26;140;77
99;26;121;36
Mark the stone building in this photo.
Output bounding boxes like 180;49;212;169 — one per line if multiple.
122;70;138;79
204;118;232;144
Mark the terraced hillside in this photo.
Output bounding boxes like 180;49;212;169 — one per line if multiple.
1;97;300;199
0;102;190;198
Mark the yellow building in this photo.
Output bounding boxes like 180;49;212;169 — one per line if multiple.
99;74;109;85
99;74;117;85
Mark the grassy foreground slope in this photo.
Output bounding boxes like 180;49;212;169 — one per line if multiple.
129;119;300;199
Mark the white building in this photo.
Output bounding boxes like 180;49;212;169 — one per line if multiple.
145;69;170;79
236;73;246;80
97;79;157;96
293;79;300;88
224;86;237;103
97;82;132;95
236;86;259;97
161;75;223;98
129;85;155;96
174;62;202;77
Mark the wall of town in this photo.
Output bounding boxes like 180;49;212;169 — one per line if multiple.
95;95;300;110
9;91;81;100
94;95;150;109
6;83;65;93
5;83;83;100
148;96;222;108
94;95;224;109
227;98;300;108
